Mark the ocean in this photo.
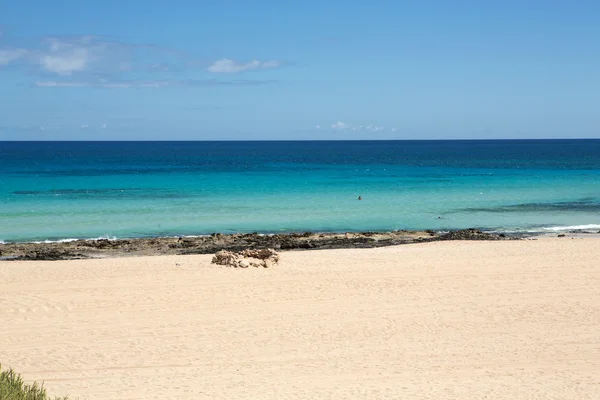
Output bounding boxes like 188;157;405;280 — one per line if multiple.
1;140;599;243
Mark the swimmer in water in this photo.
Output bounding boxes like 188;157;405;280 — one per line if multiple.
358;196;362;200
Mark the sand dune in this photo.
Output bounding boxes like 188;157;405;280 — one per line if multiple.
1;238;599;399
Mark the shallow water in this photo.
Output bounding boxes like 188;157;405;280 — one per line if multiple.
1;140;599;242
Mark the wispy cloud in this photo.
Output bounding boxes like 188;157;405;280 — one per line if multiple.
35;81;86;87
328;121;394;132
40;48;89;75
331;121;351;130
35;78;277;88
0;48;28;65
1;36;136;75
148;62;170;71
207;58;281;73
1;33;284;87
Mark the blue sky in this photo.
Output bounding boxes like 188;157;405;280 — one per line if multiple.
1;0;599;140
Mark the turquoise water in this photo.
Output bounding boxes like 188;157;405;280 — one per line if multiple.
1;140;600;242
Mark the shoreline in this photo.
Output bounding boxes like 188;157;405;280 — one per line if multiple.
0;229;512;261
2;228;599;261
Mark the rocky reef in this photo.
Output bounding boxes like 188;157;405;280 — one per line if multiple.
437;228;508;241
0;229;518;261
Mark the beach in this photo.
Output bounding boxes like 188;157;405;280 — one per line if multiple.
1;237;598;399
3;2;600;398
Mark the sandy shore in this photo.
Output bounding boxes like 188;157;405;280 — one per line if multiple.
1;238;599;399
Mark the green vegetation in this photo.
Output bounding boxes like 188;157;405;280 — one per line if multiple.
0;364;69;400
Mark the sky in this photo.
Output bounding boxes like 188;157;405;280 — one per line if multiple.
0;0;599;140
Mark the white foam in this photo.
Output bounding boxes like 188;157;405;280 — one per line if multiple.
30;235;119;244
93;235;118;241
542;224;600;232
487;227;540;234
181;235;210;238
0;240;5;245
32;238;81;244
486;224;600;234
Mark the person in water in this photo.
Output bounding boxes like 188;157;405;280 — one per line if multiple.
358;196;362;200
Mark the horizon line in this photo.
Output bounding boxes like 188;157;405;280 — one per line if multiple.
1;138;600;143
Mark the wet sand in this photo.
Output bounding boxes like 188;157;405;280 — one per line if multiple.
1;238;598;399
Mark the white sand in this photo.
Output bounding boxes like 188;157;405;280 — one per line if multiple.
1;238;599;399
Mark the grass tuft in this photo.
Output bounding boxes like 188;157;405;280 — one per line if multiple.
0;363;69;400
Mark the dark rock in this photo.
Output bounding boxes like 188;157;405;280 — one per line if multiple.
0;228;519;260
180;240;196;248
17;248;88;261
79;239;131;249
439;229;508;241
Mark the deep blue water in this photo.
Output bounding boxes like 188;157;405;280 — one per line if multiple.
1;140;599;242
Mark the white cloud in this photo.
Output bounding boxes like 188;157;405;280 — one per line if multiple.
40;47;89;75
148;63;169;71
35;78;276;88
36;80;141;88
2;33;286;88
330;121;387;132
207;58;281;73
101;82;135;88
80;124;88;129
36;81;85;87
1;36;154;76
0;37;101;74
0;48;28;65
261;60;281;68
331;121;351;130
315;125;321;129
